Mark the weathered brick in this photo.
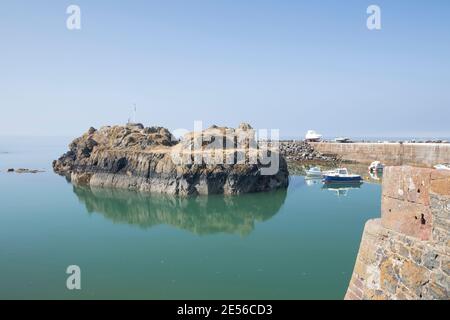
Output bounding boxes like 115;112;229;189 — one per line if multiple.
402;166;432;205
345;289;360;300
433;216;450;232
431;179;450;196
380;257;399;294
423;282;448;300
381;196;432;240
410;247;423;264
442;256;450;277
431;168;450;180
393;241;410;259
399;260;430;297
382;166;406;200
353;277;364;290
422;250;441;271
430;271;450;291
430;194;450;219
431;169;450;196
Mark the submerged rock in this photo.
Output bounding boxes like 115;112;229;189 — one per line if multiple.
53;124;289;195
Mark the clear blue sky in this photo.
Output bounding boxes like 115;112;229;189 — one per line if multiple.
1;0;449;138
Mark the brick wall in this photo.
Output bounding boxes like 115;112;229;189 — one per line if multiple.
345;166;450;300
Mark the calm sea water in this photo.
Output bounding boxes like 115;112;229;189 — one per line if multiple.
0;137;380;300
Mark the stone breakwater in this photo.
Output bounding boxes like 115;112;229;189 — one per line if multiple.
280;141;339;163
311;142;450;167
53;123;289;196
346;166;450;300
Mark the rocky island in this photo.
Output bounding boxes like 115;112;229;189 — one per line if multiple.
53;123;289;195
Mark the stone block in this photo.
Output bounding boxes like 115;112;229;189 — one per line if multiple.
381;196;432;240
430;170;450;196
422;282;448;300
380;257;400;294
399;260;430;297
382;166;406;200
422;249;441;271
402;166;432;205
430;194;450;220
383;166;431;205
432;226;450;249
442;256;450;277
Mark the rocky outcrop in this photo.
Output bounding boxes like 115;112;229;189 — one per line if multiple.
346;166;450;300
53;123;289;196
280;141;339;163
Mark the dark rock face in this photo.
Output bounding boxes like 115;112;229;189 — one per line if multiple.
53;124;289;196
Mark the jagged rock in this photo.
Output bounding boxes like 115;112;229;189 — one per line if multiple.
279;141;339;163
238;122;253;130
53;124;289;196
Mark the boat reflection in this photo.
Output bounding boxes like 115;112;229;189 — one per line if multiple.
72;186;287;236
304;177;322;186
321;182;363;197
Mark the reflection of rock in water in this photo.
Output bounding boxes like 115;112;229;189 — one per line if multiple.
73;186;287;236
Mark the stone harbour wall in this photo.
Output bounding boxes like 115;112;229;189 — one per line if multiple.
345;166;450;300
311;142;450;167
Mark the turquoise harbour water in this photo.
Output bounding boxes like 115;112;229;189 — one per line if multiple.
0;137;380;299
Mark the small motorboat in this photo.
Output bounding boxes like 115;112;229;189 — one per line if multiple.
305;130;322;142
305;167;322;177
369;161;384;172
334;137;352;143
322;168;362;183
434;164;450;171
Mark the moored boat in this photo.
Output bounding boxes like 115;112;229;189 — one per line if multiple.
322;168;362;183
305;130;322;142
305;166;322;177
369;161;384;172
434;164;450;171
334;137;352;143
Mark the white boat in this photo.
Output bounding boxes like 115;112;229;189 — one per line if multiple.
369;161;384;172
322;168;362;183
305;130;322;142
305;167;322;177
434;164;450;171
